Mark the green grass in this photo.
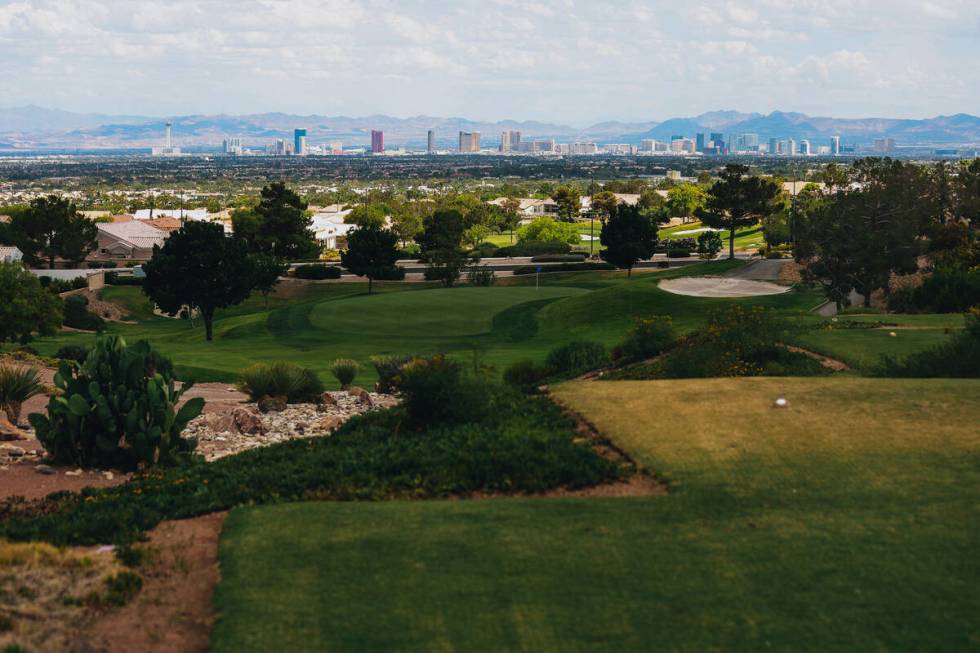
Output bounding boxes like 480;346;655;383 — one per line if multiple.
24;261;830;388
212;378;980;652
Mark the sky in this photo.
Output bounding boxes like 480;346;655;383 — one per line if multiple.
0;0;978;125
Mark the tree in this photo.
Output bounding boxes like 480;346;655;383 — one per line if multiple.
590;191;619;224
0;262;63;344
252;254;289;308
416;209;468;287
341;224;399;294
697;165;781;259
10;196;97;268
143;221;258;341
345;204;386;228
666;184;707;223
551;185;582;222
600;205;658;277
516;218;580;245
794;193;861;312
499;197;522;243
249;182;319;260
697;231;723;259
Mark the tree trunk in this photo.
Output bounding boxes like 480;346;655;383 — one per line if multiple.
368;276;373;295
49;254;56;270
627;265;633;278
204;310;214;341
728;220;736;260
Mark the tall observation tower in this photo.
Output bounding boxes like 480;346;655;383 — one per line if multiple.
153;122;181;156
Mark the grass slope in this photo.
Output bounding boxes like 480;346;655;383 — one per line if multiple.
212;378;980;652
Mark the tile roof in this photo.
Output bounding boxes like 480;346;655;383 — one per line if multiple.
97;221;168;249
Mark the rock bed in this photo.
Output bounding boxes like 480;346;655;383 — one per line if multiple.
186;389;399;461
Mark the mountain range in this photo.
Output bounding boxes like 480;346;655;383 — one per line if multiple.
1;106;978;150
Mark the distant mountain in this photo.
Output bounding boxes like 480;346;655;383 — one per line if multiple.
1;106;978;149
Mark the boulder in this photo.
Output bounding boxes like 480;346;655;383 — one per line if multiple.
0;413;27;441
318;392;339;406
257;395;287;414
314;415;343;432
347;387;372;406
0;443;25;458
233;408;266;435
204;413;237;434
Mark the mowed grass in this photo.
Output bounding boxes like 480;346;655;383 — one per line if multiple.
27;261;832;388
212;378;980;652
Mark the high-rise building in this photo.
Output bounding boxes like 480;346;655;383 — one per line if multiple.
152;122;181;156
786;139;797;156
427;130;435;153
370;130;384;154
293;128;307;156
831;136;841;156
500;130;520;153
458;131;480;153
696;133;706;152
639;139;658;152
800;139;811;156
873;138;896;153
768;138;778;155
740;133;759;151
223;137;243;155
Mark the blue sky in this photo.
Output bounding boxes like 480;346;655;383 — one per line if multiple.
0;0;977;124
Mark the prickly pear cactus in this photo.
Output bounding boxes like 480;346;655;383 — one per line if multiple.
29;336;204;468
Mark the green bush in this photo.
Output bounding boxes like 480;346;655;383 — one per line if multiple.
236;362;325;403
697;231;723;259
63;294;105;332
530;254;586;263
372;266;406;281
546;341;609;378
293;264;342;280
55;344;89;364
474;242;499;258
467;265;495;286
516;218;580;246
496;240;572;257
370;355;412;393
876;308;980;377
1;389;621;546
330;359;359;389
512;262;615;275
886;267;980;313
503;359;551;392
0;365;45;424
616;316;675;363
104;272;143;286
28;336;202;469
393;355;493;426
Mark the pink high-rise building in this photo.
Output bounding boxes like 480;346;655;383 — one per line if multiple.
371;130;384;153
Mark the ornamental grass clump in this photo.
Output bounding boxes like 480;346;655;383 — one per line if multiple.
236;362;324;403
0;365;46;424
330;359;360;389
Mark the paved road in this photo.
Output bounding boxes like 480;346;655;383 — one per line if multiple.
723;258;787;281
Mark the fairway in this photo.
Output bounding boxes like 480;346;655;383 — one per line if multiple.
212;378;980;652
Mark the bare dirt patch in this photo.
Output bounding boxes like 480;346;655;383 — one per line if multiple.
782;344;850;371
83;512;226;653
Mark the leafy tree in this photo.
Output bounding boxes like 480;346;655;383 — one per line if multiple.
794;193;860;312
230;207;262;243
345;204;386;228
249;182;319;260
499;197;522;243
762;210;791;248
551;185;582;222
517;218;580;245
957;158;980;228
590;191;619;224
697;231;723;259
10;196;98;268
252;254;289;308
820;163;850;193
388;202;425;246
600;204;658;277
142;221;257;341
697;165;781;259
0;261;63;344
666;184;707;222
638;188;665;211
341;224;399;294
416;209;469;287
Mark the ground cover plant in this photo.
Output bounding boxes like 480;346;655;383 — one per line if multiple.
0;364;45;423
207;377;980;652
236;361;324;403
0;381;619;546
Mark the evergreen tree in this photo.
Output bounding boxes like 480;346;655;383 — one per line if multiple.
600;204;658;277
11;196;98;268
341;224;399;294
697;165;780;259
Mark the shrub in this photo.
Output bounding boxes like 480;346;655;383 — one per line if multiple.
876;308;980;377
369;355;412;393
512;262;615;275
697;231;723;259
293;264;342;280
496;240;572;257
655;237;696;253
55;345;89;364
63;294;105;332
617;316;675;363
372;266;406;281
886;267;980;313
667;248;691;258
330;359;359;389
393;355;493;426
236;362;325;403
516;218;580;246
503;359;551;392
474;242;499;258
28;336;202;468
546;341;609;378
467;265;495;286
105;272;143;286
530;254;586;263
0;365;45;424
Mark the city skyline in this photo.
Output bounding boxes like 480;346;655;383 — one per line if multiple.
0;1;977;124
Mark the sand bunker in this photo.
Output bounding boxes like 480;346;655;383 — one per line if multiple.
659;276;790;297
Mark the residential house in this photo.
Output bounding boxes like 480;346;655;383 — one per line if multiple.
311;212;356;250
133;208;210;221
487;197;559;224
90;221;168;263
0;246;23;264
